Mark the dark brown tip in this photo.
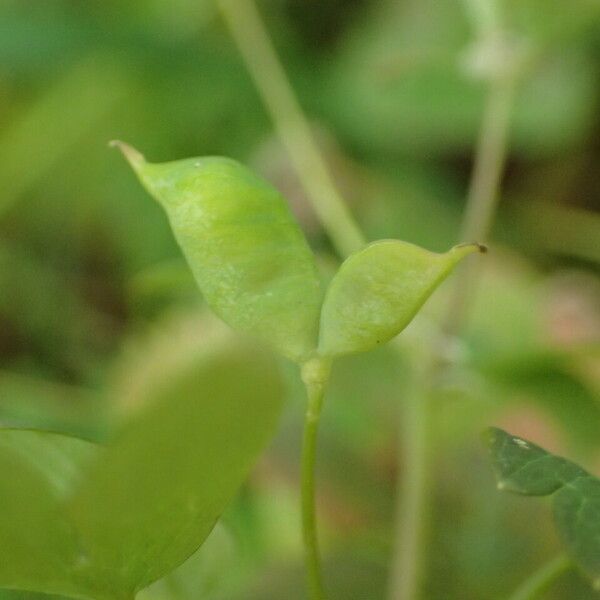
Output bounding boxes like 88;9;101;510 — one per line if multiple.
454;242;488;255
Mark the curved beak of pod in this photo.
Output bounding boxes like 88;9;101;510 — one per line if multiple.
110;140;147;172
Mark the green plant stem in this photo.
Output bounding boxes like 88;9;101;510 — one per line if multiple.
301;384;327;600
216;0;366;258
217;3;514;600
387;359;433;600
300;359;332;600
444;74;516;336
388;69;517;600
507;554;572;600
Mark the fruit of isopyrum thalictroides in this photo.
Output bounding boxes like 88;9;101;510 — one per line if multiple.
115;143;483;363
317;240;484;357
113;141;322;364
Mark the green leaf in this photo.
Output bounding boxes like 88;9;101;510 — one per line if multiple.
68;341;283;596
485;427;586;496
0;333;282;600
0;429;100;599
486;427;600;587
318;241;483;357
113;142;322;364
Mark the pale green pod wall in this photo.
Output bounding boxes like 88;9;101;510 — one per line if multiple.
318;240;483;357
114;142;322;363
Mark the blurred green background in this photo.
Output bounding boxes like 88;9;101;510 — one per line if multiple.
0;0;599;598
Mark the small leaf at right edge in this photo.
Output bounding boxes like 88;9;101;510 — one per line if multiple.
318;240;484;357
553;477;600;589
484;427;586;496
485;427;600;588
68;341;284;597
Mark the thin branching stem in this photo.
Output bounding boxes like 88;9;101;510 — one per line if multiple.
507;554;572;600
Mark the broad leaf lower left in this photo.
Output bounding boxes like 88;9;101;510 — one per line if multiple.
0;340;283;600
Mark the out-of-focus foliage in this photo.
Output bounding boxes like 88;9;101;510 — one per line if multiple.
487;428;600;586
0;321;282;600
0;0;599;598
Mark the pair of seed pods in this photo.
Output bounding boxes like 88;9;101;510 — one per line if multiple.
114;141;482;365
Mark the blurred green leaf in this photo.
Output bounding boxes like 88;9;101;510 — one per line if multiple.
109;309;236;415
68;338;283;595
486;427;600;586
504;0;600;45
0;429;98;599
486;427;585;495
321;0;598;158
0;321;283;599
0;371;105;440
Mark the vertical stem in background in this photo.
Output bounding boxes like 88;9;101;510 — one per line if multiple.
387;358;434;600
444;75;516;336
216;0;366;258
507;554;571;600
388;74;516;600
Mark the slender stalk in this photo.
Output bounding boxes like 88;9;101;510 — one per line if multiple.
300;358;332;600
388;61;517;600
444;74;516;336
301;383;328;600
507;554;571;600
216;0;366;258
387;362;433;600
461;77;515;244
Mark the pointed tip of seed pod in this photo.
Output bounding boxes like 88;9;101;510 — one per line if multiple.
449;242;487;261
454;242;488;254
109;140;146;170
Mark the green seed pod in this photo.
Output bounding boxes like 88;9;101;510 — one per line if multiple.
113;142;322;363
318;240;484;357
